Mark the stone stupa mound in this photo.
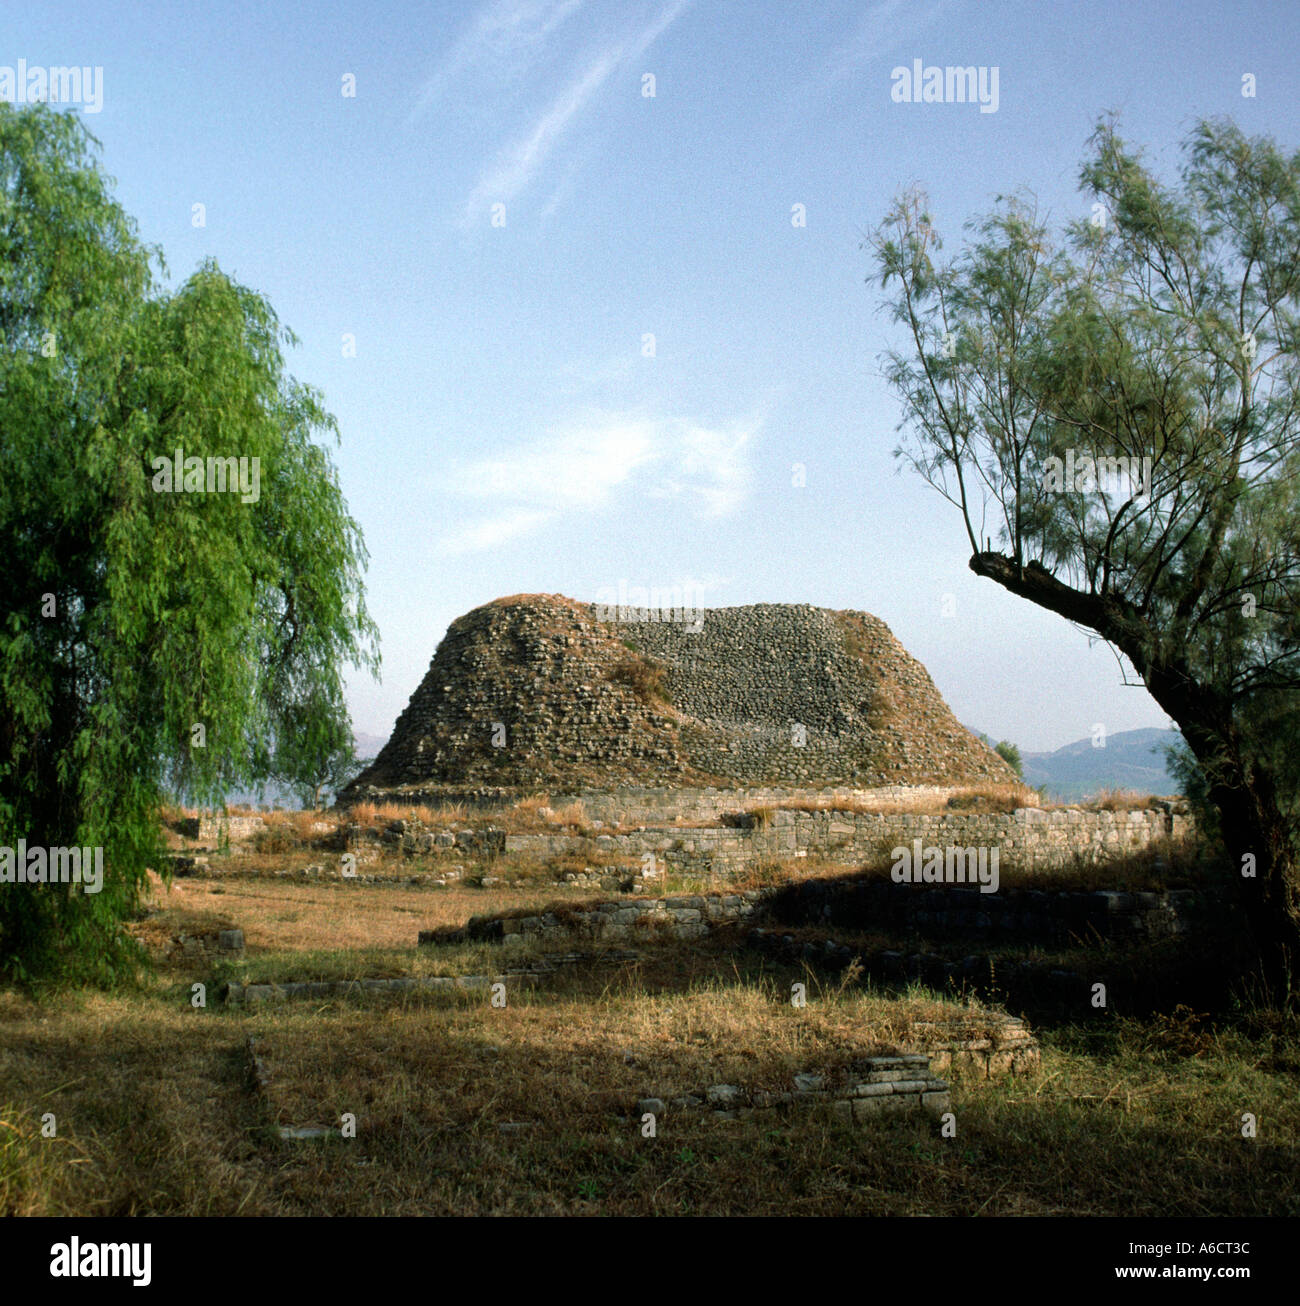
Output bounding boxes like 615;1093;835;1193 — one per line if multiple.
340;594;1017;805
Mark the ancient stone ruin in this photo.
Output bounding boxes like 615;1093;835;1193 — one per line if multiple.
341;593;1017;803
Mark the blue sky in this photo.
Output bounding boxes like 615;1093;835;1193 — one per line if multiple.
9;0;1299;751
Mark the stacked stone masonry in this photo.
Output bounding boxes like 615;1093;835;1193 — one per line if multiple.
341;595;1020;798
637;1056;952;1123
451;891;765;946
437;877;1213;954
504;803;1191;877
766;874;1216;941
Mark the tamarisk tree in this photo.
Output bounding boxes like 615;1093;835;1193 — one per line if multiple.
871;116;1300;998
0;104;378;983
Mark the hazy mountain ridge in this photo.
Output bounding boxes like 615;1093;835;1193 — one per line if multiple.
969;726;1183;801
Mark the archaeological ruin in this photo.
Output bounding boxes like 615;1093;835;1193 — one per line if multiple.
340;592;1018;807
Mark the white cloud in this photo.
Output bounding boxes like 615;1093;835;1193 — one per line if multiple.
648;420;754;516
456;419;659;506
410;0;588;122
439;508;558;555
436;408;758;555
461;45;623;222
458;0;692;226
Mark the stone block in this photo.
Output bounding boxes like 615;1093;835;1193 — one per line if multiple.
852;1094;911;1120
848;1082;897;1098
988;1050;1015;1077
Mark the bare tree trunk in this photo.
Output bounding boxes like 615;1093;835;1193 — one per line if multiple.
970;550;1300;1003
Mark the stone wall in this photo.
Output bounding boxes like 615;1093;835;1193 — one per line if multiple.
636;1055;952;1123
443;875;1215;957
766;875;1217;942
449;891;765;946
226;971;540;1004
553;783;1011;826
504;803;1190;876
193;813;267;843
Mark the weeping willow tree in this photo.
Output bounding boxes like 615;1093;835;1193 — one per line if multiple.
0;103;379;984
870;115;1300;1001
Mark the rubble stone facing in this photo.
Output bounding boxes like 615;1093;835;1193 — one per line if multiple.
177;801;1190;889
340;594;1018;799
549;783;974;826
194;813;266;843
503;803;1190;877
131;923;244;961
448;891;766;946
636;1055;952;1124
910;1015;1040;1078
767;871;1216;940
441;871;1213;954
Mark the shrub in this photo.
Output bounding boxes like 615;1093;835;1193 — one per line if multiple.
608;654;671;706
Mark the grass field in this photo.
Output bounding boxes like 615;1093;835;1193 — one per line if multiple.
1;830;1297;1217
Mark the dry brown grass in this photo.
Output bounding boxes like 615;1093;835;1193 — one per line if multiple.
2;806;1292;1219
1091;788;1161;812
608;652;671;706
498;796;588;832
757;782;1036;817
148;873;573;957
0;824;1296;1218
1;947;1295;1216
343;801;467;829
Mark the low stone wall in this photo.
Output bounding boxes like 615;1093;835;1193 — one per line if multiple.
505;804;1190;877
226;971;540;1005
131;924;244;961
435;872;1214;954
911;1015;1040;1078
767;876;1217;941
559;784;995;826
339;783;1033;824
452;891;765;946
636;1055;951;1123
229;950;641;1005
192;813;267;843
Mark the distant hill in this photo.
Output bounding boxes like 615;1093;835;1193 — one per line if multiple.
176;731;387;811
969;726;1183;801
353;731;388;760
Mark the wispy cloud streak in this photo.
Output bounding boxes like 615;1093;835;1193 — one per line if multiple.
456;0;692;225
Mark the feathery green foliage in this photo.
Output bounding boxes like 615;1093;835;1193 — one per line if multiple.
0;103;378;984
871;115;1300;996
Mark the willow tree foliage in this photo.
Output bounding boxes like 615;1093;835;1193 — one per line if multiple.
871;116;1300;998
0;104;378;983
